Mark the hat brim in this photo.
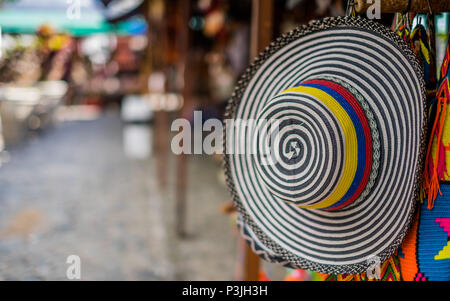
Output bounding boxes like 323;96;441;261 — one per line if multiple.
224;16;426;274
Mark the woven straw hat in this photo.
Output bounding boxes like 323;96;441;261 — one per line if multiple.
224;16;426;274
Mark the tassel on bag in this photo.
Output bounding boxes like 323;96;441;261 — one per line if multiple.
424;79;450;209
422;27;450;209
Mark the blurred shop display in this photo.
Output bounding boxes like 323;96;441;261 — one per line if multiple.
0;81;68;146
0;86;41;146
0;0;112;36
123;123;153;159
104;0;145;22
121;94;154;123
0;23;72;146
0;85;58;146
0;0;150;148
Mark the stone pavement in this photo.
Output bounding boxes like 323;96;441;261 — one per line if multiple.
0;113;236;280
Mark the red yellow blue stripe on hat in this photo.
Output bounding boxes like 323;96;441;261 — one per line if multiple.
284;78;373;211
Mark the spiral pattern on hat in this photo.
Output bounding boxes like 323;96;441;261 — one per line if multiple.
252;92;346;208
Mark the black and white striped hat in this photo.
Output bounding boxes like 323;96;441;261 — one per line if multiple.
224;16;426;274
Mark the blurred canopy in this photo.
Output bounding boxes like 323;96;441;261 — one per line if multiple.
0;0;146;36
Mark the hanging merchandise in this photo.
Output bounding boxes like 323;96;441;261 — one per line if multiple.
399;28;450;281
410;19;437;98
393;12;414;43
417;188;450;280
399;185;450;281
224;16;426;275
423;33;450;206
392;12;437;98
345;0;356;17
284;269;326;281
324;255;402;281
258;270;271;281
398;210;421;280
426;13;438;95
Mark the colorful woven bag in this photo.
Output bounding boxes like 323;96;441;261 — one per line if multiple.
400;33;450;281
399;185;450;281
324;255;402;281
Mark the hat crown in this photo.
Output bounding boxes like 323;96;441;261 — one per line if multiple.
253;77;378;211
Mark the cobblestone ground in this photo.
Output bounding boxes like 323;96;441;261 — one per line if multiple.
0;112;236;280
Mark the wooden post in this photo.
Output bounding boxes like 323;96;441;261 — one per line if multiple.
140;1;152;93
175;0;191;238
239;0;274;282
250;0;274;62
142;0;170;190
156;1;170;190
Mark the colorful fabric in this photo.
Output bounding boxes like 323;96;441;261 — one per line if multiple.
410;24;437;97
435;218;450;260
401;32;450;281
258;270;271;281
399;185;450;281
441;38;450;81
324;255;402;281
398;209;420;281
388;12;450;281
417;186;450;281
284;269;325;281
423;80;450;207
396;24;410;43
423;33;450;206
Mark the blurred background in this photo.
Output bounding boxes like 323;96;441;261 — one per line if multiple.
0;0;448;281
